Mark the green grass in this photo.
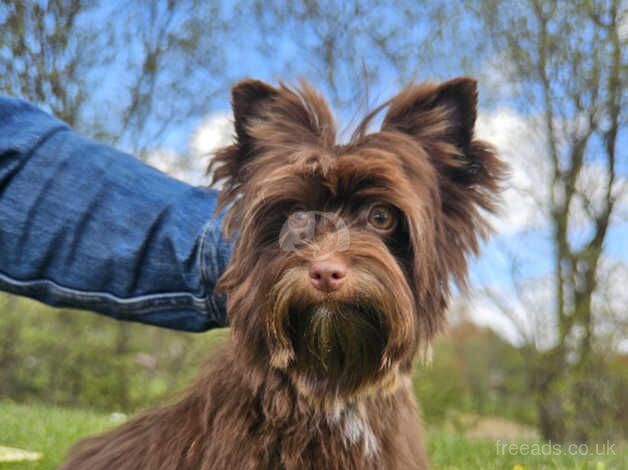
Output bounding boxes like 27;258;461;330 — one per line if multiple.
427;429;625;469
0;401;624;469
0;401;114;470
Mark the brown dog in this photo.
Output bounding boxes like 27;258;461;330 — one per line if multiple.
59;78;504;469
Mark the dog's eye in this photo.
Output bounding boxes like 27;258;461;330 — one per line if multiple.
288;210;313;230
367;204;396;232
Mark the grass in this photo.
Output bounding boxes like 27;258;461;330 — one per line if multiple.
0;401;113;470
0;401;625;469
427;429;624;469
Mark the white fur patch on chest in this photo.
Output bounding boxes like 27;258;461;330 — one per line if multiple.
328;402;379;458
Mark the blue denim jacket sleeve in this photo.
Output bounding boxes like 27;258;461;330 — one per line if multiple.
0;96;232;331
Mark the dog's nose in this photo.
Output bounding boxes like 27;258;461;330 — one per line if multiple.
309;258;348;292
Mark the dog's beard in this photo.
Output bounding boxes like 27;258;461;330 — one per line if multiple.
287;302;389;395
266;254;416;398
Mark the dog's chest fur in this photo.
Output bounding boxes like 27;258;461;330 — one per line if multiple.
58;342;427;470
191;345;427;470
329;402;379;458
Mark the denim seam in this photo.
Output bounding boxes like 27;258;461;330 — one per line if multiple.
198;217;215;292
0;270;209;315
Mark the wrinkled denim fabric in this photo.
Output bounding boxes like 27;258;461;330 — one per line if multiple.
0;96;232;331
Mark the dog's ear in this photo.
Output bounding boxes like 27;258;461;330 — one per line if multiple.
382;77;505;216
210;79;336;233
383;78;506;285
209;80;279;215
211;79;336;192
231;79;280;150
382;77;477;152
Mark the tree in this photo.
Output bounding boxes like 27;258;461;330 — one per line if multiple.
0;0;229;148
475;0;626;442
251;0;473;108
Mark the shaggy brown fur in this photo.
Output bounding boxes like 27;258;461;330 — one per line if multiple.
59;78;505;470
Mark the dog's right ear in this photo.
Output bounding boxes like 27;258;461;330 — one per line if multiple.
211;79;336;219
209;80;279;215
231;79;280;150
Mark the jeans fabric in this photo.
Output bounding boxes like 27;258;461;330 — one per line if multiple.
0;96;232;331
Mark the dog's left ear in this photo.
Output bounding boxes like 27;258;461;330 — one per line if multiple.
382;78;506;282
382;77;505;215
383;78;476;150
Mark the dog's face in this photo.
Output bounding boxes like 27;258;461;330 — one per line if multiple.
211;79;504;400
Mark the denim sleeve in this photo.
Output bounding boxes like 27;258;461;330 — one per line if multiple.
0;96;232;331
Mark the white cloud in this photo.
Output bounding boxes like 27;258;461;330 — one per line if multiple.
448;294;532;347
142;147;197;183
456;276;558;350
474;50;628;238
475;108;549;234
143;111;234;186
190;111;234;162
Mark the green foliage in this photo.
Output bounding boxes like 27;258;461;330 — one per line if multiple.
0;294;227;413
414;322;535;426
2;294;626;448
4;293;626;434
534;354;628;444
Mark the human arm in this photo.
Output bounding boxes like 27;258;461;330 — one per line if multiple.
0;96;231;331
